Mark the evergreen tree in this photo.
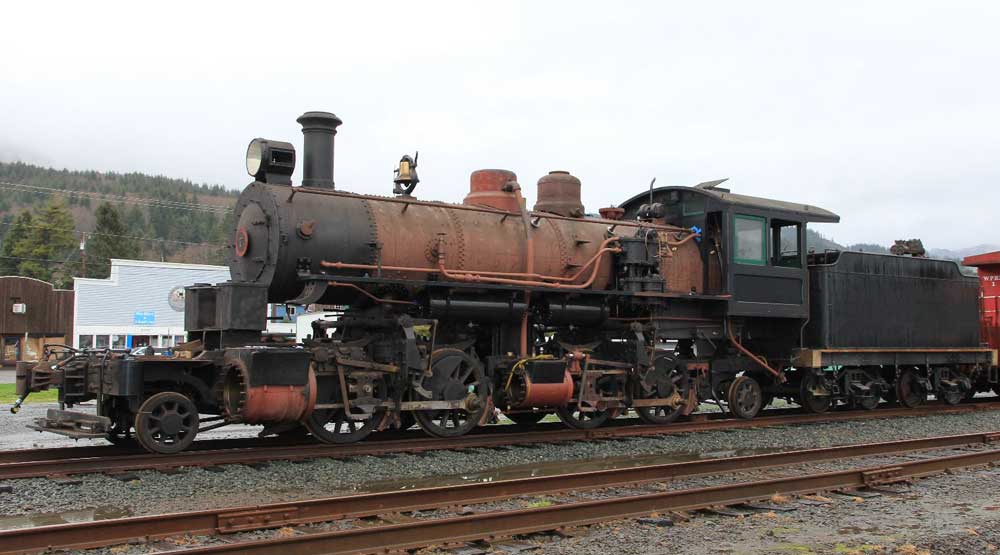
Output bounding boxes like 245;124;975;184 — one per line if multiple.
0;211;33;275
12;199;78;286
86;203;139;278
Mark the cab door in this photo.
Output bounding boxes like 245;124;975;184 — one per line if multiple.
728;212;808;318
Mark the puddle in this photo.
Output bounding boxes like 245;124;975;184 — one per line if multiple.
355;446;781;493
0;506;132;531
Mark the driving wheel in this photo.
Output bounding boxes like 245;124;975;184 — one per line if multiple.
635;355;690;425
306;366;386;444
134;392;199;454
412;348;488;438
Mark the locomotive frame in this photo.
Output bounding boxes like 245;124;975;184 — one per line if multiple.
12;110;998;453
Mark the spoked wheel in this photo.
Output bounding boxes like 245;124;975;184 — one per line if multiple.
556;404;611;429
635;355;690;425
933;367;964;406
799;372;832;414
134;392;199;454
306;366;386;444
412;348;488;438
896;368;928;408
727;375;763;419
505;411;549;426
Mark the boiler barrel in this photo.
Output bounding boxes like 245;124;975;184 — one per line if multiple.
229;182;617;304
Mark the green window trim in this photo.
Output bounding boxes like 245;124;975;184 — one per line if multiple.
733;214;767;266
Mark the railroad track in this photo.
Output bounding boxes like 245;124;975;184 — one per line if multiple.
2;430;998;554
1;401;997;481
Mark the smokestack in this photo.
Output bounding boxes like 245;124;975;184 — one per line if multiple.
296;111;343;188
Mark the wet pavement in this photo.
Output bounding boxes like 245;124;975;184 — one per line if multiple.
0;369;15;384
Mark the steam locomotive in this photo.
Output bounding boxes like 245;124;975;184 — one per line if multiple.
12;111;998;453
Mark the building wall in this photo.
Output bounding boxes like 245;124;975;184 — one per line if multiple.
1;276;73;365
73;259;230;349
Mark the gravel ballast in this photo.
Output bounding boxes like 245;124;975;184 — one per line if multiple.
2;405;1000;521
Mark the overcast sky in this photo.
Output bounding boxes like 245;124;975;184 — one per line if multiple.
2;1;998;248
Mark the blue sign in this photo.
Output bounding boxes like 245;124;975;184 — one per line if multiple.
133;311;156;325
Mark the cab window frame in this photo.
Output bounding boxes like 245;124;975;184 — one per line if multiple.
733;214;768;266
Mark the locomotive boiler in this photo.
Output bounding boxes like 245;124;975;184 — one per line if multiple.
12;110;998;454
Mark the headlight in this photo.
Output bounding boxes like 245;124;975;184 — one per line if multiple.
245;138;296;185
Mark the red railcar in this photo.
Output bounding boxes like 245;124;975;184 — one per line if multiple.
963;251;1000;355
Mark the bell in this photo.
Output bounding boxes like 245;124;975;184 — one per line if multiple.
393;153;419;195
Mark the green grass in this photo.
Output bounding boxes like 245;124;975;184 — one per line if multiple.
0;383;59;404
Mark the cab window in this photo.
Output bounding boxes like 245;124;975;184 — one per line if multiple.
771;220;802;268
734;215;766;265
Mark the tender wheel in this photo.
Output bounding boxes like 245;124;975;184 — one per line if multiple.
306;367;386;444
556;404;610;429
635;355;690;425
855;370;882;411
933;367;964;406
412;349;488;438
505;411;549;426
727;375;763;419
799;372;832;414
134;392;199;454
897;368;928;408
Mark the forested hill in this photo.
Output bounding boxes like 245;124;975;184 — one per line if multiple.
0;162;239;286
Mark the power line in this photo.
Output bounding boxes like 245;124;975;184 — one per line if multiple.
0;181;234;214
0;221;227;247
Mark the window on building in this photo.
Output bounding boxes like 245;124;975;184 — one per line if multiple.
771;220;802;268
112;335;126;349
734;215;767;265
95;335;110;349
174;335;185;346
160;335;174;347
79;335;94;349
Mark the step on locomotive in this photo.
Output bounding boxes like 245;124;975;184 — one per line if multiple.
12;111;999;453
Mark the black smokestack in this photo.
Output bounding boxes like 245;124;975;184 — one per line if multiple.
296;111;343;188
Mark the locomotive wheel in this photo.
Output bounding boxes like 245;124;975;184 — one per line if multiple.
727;375;763;420
799;373;832;414
134;392;199;454
505;411;549;426
896;368;927;408
933;368;964;406
306;369;386;444
855;371;881;411
106;418;138;447
103;403;137;447
412;349;488;438
556;404;611;429
635;356;690;425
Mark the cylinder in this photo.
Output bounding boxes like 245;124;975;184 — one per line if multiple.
463;169;521;212
534;171;584;217
297;111;343;189
223;364;317;424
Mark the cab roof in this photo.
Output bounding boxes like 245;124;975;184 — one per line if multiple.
620;183;840;224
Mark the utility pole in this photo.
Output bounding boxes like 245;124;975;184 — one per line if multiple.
80;233;86;278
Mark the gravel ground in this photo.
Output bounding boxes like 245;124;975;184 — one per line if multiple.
41;445;1000;555
2;407;1000;519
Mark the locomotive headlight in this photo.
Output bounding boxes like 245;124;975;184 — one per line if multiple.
245;138;296;185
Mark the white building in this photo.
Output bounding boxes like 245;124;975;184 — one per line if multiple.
73;259;300;350
73;259;231;350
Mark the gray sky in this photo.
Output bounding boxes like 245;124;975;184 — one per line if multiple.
2;1;998;248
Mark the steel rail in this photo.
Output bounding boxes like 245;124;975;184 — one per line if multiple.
1;431;997;554
161;447;1000;555
1;402;997;480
